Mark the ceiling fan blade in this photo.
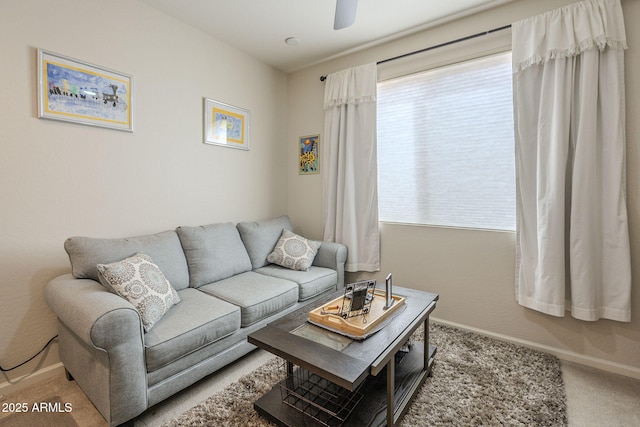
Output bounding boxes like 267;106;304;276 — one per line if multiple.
334;0;358;30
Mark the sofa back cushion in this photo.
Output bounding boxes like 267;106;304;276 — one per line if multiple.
177;222;252;287
64;230;190;290
236;215;293;269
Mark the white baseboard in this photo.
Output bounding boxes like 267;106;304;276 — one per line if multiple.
1;319;638;399
0;362;66;398
433;317;640;380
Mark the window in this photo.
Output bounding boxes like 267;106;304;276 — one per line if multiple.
377;51;515;231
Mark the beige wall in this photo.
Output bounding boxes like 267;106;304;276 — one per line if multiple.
0;0;288;388
287;0;640;377
1;0;637;394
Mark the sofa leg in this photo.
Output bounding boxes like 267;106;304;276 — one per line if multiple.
64;368;74;381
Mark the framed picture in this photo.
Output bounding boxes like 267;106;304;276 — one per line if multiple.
37;49;133;132
204;98;250;150
299;134;319;174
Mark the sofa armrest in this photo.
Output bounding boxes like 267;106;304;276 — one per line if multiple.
45;274;147;426
46;274;142;344
313;242;348;288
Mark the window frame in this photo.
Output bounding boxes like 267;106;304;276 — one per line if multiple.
376;30;515;232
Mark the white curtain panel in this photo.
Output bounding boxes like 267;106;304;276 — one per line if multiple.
322;63;380;272
513;0;631;321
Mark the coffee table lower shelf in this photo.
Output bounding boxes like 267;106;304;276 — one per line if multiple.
254;342;437;427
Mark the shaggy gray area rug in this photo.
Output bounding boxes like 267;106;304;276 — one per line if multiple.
164;323;567;426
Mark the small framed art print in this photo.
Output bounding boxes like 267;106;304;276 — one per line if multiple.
299;134;319;174
37;49;133;132
204;98;250;150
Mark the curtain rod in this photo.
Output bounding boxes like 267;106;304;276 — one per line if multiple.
320;24;512;81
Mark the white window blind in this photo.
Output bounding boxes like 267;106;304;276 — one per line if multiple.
377;51;515;230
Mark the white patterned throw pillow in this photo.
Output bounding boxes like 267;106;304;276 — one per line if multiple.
267;229;321;271
97;253;180;332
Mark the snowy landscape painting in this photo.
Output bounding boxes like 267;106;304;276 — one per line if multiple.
38;49;133;131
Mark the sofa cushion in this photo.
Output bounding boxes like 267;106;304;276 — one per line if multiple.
144;288;241;372
65;230;190;290
199;272;298;327
256;265;338;301
267;229;321;271
236;215;293;269
177;223;252;287
97;253;181;332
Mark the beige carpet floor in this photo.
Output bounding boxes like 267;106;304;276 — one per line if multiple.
0;396;77;427
2;326;639;426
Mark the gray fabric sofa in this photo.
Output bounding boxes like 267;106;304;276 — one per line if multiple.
45;215;347;426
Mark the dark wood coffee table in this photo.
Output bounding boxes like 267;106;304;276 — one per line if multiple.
248;285;439;426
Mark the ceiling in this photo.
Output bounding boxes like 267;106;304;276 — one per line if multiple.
140;0;516;73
